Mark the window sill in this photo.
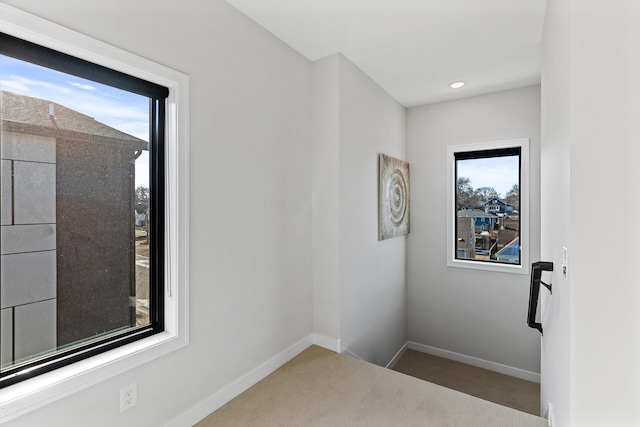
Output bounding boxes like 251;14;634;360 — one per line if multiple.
447;258;530;275
0;330;187;424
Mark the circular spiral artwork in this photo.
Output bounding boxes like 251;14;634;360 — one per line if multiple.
379;154;410;240
386;169;407;225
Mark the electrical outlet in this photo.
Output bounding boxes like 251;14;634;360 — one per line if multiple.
561;247;568;279
119;382;138;413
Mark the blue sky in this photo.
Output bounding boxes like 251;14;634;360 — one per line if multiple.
1;54;151;188
457;155;518;197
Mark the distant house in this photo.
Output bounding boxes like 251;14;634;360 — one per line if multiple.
1;90;146;362
135;208;147;227
456;217;475;259
483;198;514;216
457;208;498;231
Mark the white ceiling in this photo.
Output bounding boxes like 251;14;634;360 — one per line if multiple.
224;0;547;107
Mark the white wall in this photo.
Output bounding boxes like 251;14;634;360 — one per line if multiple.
406;86;542;377
312;54;407;365
570;2;640;423
13;1;630;425
312;55;341;343
542;1;640;426
337;56;407;365
540;0;571;424
2;1;313;426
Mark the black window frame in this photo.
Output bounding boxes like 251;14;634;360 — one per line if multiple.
454;146;522;266
0;32;168;388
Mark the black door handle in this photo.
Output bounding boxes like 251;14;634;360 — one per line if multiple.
527;261;553;334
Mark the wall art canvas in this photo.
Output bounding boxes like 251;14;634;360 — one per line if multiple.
379;154;410;240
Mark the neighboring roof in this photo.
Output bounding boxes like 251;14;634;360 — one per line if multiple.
457;208;498;219
485;199;508;206
495;238;520;257
456;217;474;249
497;228;518;248
1;90;147;149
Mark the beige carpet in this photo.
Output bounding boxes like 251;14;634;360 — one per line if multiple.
196;345;546;426
392;349;540;416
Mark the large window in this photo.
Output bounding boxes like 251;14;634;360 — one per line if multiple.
0;5;188;420
0;32;167;387
447;139;529;274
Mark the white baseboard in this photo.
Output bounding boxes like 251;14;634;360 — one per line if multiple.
312;334;341;353
407;342;541;383
165;338;539;426
385;342;408;369
165;336;313;427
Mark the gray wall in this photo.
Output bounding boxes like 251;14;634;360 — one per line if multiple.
3;1;313;426
312;54;341;343
542;1;640;425
15;0;636;425
312;54;407;366
337;56;407;365
540;0;571;423
406;85;541;376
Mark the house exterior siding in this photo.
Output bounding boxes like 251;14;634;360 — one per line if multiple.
1;90;145;354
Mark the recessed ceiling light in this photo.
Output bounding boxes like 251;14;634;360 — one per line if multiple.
449;81;466;89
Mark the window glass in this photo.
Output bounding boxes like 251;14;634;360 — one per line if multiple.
0;41;163;385
454;148;521;265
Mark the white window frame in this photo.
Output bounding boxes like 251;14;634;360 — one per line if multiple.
446;138;529;275
0;4;189;423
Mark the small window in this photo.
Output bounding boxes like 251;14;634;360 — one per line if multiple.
0;32;167;387
447;139;529;274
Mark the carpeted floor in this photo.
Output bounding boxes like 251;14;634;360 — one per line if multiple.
196;345;546;426
392;349;540;416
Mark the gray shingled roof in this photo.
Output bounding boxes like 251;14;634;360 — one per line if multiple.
457;208;498;219
1;90;147;149
485;199;507;206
